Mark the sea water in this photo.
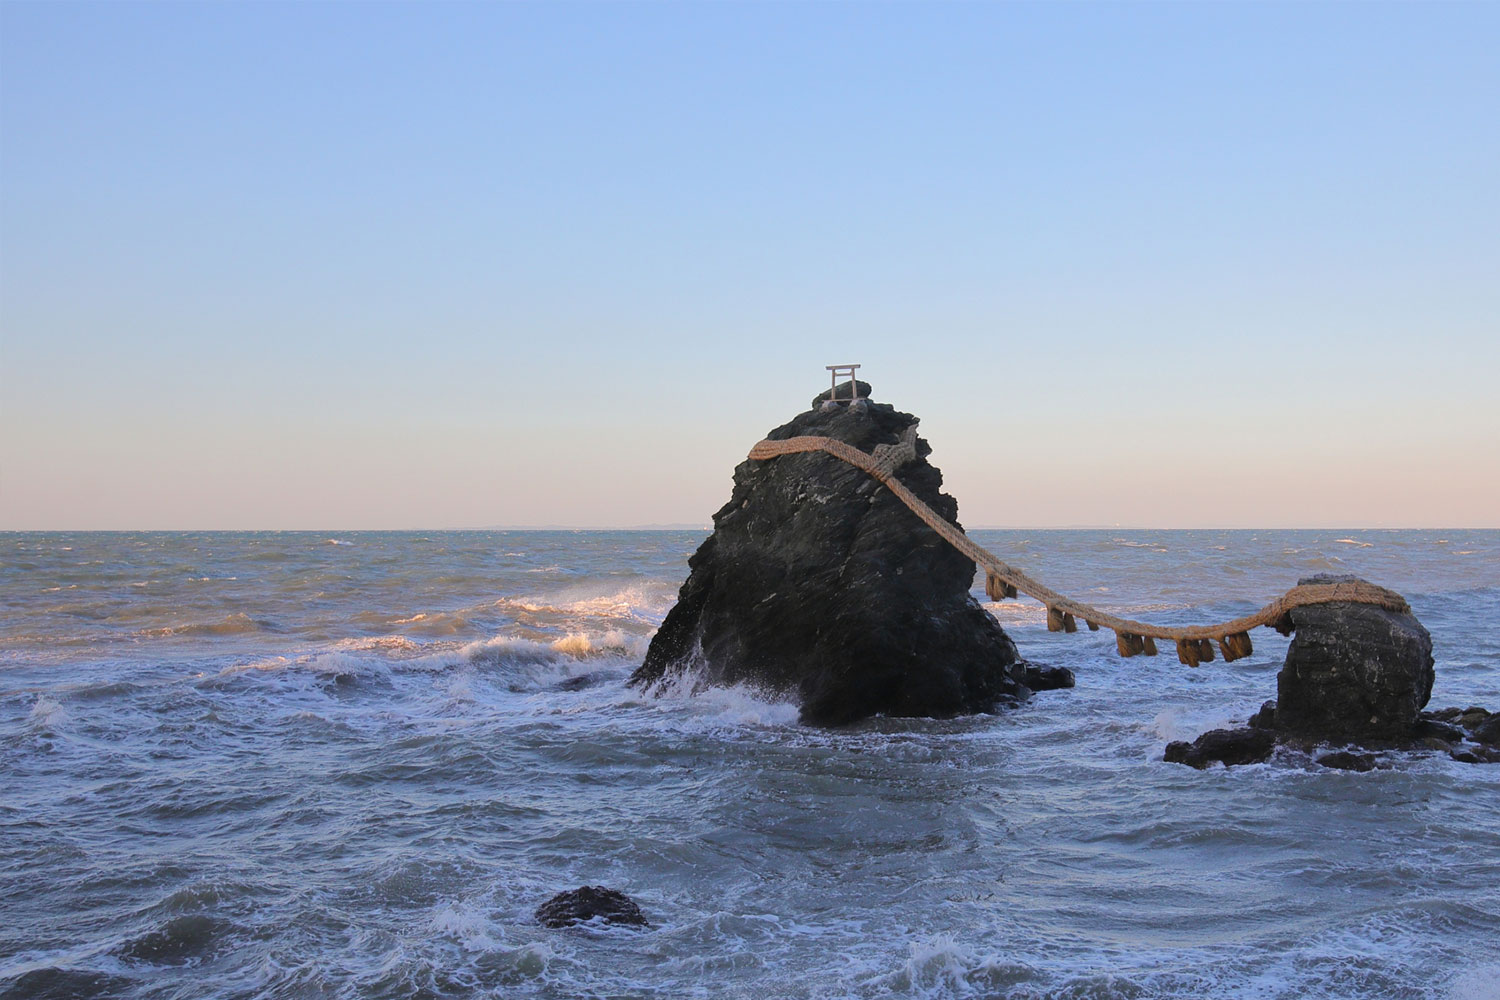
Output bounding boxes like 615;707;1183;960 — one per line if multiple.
2;530;1498;999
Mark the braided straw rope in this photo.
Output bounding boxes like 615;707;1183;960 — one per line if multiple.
747;434;1411;661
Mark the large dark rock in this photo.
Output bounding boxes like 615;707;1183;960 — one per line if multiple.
1273;574;1434;743
630;385;1032;725
535;886;649;929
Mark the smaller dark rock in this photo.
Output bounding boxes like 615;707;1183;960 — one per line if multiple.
1273;574;1434;743
536;886;649;929
1417;736;1458;753
1472;715;1500;746
1023;664;1075;692
1445;744;1500;764
553;672;607;692
1412;719;1466;744
1316;751;1380;772
1248;700;1277;730
1164;728;1275;769
1425;707;1464;722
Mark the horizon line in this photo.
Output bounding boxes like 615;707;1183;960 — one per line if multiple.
3;525;1498;533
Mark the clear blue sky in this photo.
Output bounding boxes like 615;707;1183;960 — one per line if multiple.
2;1;1496;528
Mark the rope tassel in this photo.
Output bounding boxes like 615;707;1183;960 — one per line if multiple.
985;571;1018;602
1116;631;1145;658
1062;612;1077;633
1219;632;1254;661
985;571;1003;602
1047;607;1065;632
1197;638;1216;663
1142;636;1158;656
1177;638;1200;667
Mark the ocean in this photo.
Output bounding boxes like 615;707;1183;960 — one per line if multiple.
2;529;1498;1000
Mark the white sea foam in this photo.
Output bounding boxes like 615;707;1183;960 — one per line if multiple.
429;901;504;952
1450;963;1500;1000
303;651;391;679
897;934;972;994
28;695;65;730
501;584;674;625
1149;705;1246;744
331;635;421;654
438;631;647;672
637;666;801;728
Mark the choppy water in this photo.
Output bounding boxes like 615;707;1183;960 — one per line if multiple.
2;529;1498;1000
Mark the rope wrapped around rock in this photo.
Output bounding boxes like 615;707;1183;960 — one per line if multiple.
747;434;1412;666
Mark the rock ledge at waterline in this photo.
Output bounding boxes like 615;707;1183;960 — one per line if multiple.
1164;576;1497;768
629;383;1070;725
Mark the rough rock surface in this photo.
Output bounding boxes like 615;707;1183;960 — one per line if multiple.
1024;664;1075;692
1248;700;1278;730
1315;750;1382;772
1418;707;1500;763
1167;592;1500;769
1273;574;1435;743
1163;728;1276;769
535;887;649;929
629;384;1033;725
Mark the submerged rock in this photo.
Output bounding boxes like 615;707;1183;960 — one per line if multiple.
629;384;1033;725
1163;728;1275;769
1316;750;1382;772
535;887;649;929
1024;664;1075;692
1273;574;1434;744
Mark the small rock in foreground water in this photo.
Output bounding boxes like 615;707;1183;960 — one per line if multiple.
536;886;649;929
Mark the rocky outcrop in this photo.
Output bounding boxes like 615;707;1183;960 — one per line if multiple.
1163;575;1498;769
1414;706;1500;763
630;384;1037;726
1428;705;1500;746
535;887;649;928
1273;574;1434;743
1163;728;1276;769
